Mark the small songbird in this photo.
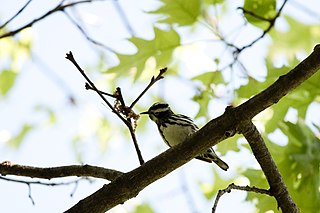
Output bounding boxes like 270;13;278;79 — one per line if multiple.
141;102;229;171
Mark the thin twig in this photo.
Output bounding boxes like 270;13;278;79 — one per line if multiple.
0;176;92;205
28;184;35;205
65;51;129;126
63;11;116;53
237;0;289;52
216;0;289;73
112;0;135;36
129;67;167;108
0;0;33;29
0;176;90;187
237;7;273;22
212;183;272;213
0;0;107;39
114;87;144;165
66;52;145;165
85;83;116;98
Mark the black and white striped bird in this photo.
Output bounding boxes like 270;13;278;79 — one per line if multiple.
141;102;229;171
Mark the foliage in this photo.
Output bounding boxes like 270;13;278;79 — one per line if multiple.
243;0;276;29
149;0;201;26
1;0;320;212
107;27;180;80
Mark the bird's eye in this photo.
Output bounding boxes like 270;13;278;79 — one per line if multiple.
154;112;160;116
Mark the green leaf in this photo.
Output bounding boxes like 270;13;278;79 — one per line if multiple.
0;69;17;96
242;169;277;212
150;0;201;26
269;16;320;59
243;0;276;29
192;71;225;119
205;0;224;5
8;124;33;149
277;121;320;212
193;90;211;119
108;27;180;80
243;121;320;212
192;71;225;86
216;134;241;155
237;58;320;133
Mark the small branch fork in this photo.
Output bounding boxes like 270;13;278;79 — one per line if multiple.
238;121;298;212
218;0;289;71
212;183;272;213
211;119;298;212
65;51;167;165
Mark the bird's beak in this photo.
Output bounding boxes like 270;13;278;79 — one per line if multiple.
140;111;149;115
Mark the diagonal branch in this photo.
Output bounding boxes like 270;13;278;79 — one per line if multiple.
129;67;167;108
65;45;320;213
0;162;123;181
0;0;33;29
0;0;107;39
65;52;129;126
238;122;297;212
237;0;289;52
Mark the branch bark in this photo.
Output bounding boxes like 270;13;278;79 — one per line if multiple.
65;44;320;213
239;122;298;212
0;162;123;181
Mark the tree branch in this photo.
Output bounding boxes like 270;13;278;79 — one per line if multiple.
0;162;123;181
0;0;33;29
0;0;107;39
212;183;272;213
239;122;297;212
65;45;320;213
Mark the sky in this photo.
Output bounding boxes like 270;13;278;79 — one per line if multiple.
0;0;319;213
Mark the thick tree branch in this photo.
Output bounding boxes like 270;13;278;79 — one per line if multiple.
65;45;320;213
239;122;297;212
0;162;123;181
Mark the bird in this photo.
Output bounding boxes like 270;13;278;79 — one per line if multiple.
141;102;229;171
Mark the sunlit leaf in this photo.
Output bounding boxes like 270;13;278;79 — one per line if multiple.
269;16;320;59
0;69;17;96
216;134;241;155
192;71;225;86
150;0;201;26
237;58;320;133
243;120;320;212
205;0;224;5
8;124;33;149
193;90;211;119
243;0;276;29
277;121;320;212
108;27;180;80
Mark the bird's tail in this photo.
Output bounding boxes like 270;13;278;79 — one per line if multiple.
195;148;229;171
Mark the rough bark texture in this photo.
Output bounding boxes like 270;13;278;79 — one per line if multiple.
0;163;123;181
239;122;298;212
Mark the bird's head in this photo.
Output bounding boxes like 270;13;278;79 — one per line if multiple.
141;102;173;123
